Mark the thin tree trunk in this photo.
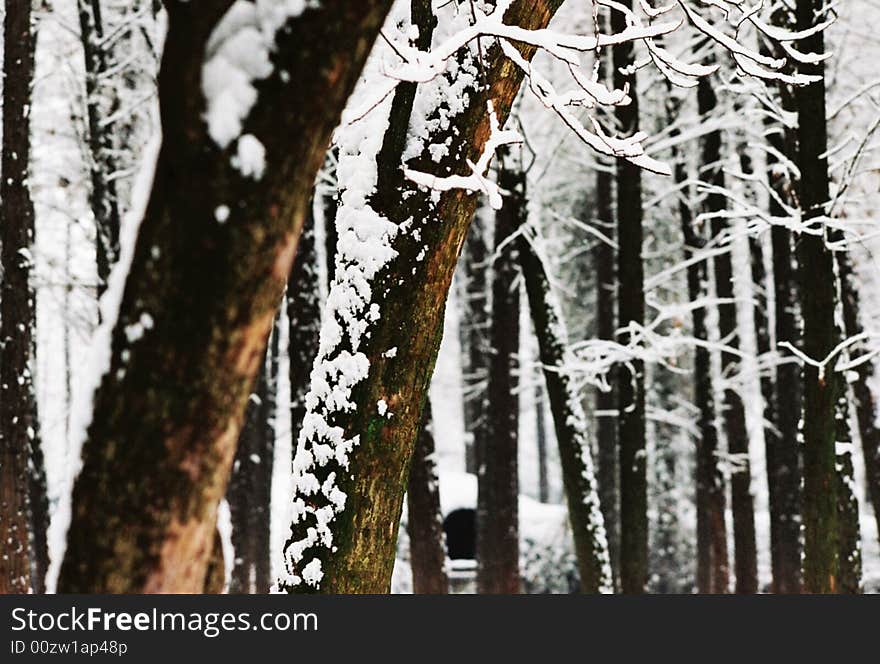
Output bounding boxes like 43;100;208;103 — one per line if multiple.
288;207;322;449
519;228;613;593
460;214;489;476
765;118;803;592
282;0;566;594
612;0;648;594
406;401;448;594
77;0;122;293
228;321;278;594
665;86;727;594
795;0;842;593
593;29;619;587
834;393;862;593
535;380;550;503
0;0;44;595
477;150;521;595
59;0;394;593
837;251;880;547
698;71;754;593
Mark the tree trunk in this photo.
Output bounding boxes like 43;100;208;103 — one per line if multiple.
593;32;619;588
477;150;521;595
765;115;803;592
612;0;648;594
834;393;862;593
519;228;613;593
204;527;226;594
77;0;122;293
228;320;278;594
698;71;754;593
0;0;45;595
59;0;394;593
837;251;880;548
288;207;322;449
535;380;550;504
795;0;841;593
282;0;566;594
406;401;448;594
460;213;489;476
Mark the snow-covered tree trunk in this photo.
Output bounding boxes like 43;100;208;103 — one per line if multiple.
59;0;394;593
794;0;842;594
519;228;613;593
0;0;47;595
406;401;448;594
477;150;521;595
281;0;566;594
612;0;648;595
834;394;862;593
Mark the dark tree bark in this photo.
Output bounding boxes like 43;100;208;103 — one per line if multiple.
612;0;648;594
406;401;448;594
795;0;843;593
228;320;278;594
477;151;521;595
593;32;619;587
288;207;322;449
282;0;566;594
519;229;614;593
765;116;803;593
833;393;862;593
698;71;754;593
0;0;46;595
534;381;550;504
77;0;122;292
460;213;490;476
59;0;394;593
320;148;339;290
837;251;880;548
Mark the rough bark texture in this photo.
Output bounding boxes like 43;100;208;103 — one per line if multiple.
838;251;880;548
834;394;862;593
519;230;613;593
477;152;521;595
228;322;278;594
203;527;226;594
612;0;648;594
795;0;841;593
59;0;394;593
406;401;449;594
698;72;753;593
0;0;45;595
287;208;322;450
282;0;565;594
77;0;122;292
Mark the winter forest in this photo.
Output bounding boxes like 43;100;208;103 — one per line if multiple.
1;0;879;596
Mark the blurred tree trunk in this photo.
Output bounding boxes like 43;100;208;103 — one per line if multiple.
77;0;122;293
477;151;521;595
534;381;550;503
795;0;842;593
0;0;47;595
837;251;880;548
519;228;614;593
288;208;322;448
460;214;489;476
406;401;448;594
833;394;862;593
228;320;278;593
204;527;226;594
612;0;647;595
59;0;394;593
698;68;752;593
